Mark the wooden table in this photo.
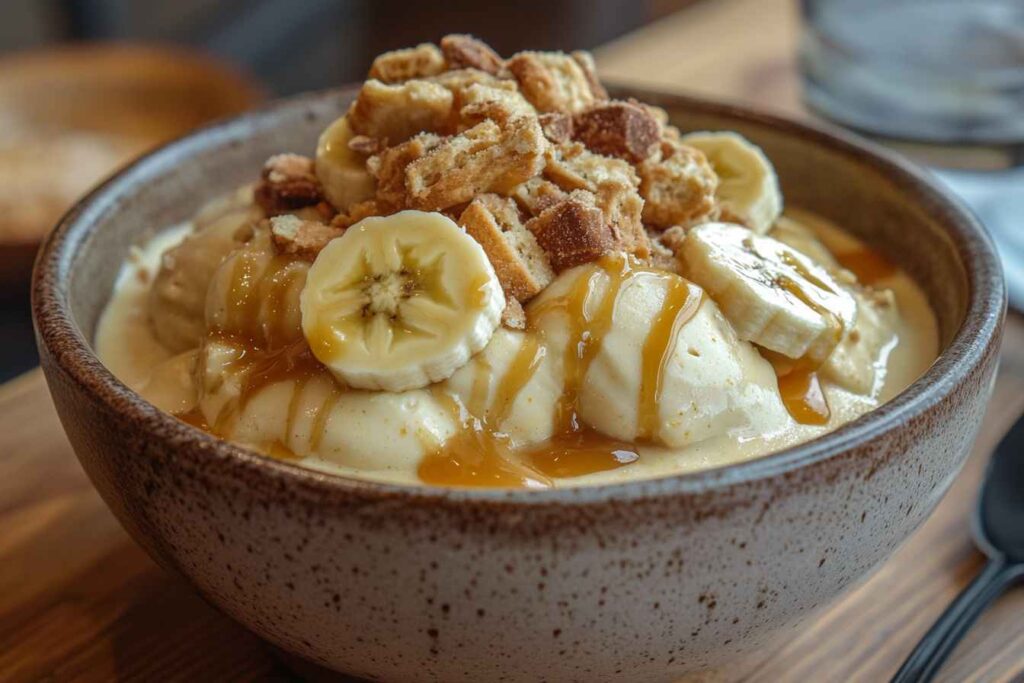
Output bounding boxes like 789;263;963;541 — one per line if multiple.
4;1;1023;680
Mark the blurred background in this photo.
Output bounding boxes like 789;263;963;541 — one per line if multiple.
0;0;1021;383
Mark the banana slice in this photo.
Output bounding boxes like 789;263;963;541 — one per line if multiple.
301;210;505;391
315;115;376;212
680;131;782;233
681;223;857;364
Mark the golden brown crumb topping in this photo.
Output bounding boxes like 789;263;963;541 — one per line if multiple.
251;35;725;311
254;154;326;216
440;34;504;74
573;101;660;163
368;43;447;83
270;215;344;259
526;190;615;272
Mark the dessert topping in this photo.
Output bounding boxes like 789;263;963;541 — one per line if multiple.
254;153;328;217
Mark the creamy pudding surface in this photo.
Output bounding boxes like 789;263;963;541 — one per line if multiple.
96;35;937;488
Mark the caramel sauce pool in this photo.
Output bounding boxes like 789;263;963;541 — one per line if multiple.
776;368;830;425
835;248;897;286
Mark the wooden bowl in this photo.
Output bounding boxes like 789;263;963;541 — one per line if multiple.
0;43;263;290
32;87;1004;682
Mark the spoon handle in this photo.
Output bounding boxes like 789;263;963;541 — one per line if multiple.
891;555;1024;683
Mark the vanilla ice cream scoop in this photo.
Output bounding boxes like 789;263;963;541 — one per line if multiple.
196;338;456;471
148;191;259;352
528;257;790;448
444;328;563;446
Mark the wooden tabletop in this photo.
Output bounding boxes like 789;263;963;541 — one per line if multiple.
4;1;1023;680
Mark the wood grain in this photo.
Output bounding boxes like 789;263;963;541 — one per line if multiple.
3;0;1022;679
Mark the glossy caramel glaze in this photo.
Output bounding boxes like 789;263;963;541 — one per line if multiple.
637;277;702;441
835;248;897;286
776;368;830;425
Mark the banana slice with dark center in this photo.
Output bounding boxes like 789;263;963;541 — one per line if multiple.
300;210;505;391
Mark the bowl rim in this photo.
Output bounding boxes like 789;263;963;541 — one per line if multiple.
32;86;1006;507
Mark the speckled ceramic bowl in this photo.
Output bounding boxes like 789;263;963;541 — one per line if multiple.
33;87;1004;682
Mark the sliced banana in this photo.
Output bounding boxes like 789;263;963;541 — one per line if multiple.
315;115;376;212
680;131;782;234
301;210;505;392
681;223;857;364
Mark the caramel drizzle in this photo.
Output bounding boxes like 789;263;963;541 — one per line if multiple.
637;278;703;442
224;250;263;341
182;241;344;455
835;248;896;286
776;367;830;426
766;279;835;427
468;354;492;418
309;388;342;452
258;256;303;348
419;254;706;487
419;387;553;489
535;255;631;433
488;333;544;426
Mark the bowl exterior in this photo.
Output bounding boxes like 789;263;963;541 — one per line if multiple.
33;88;1004;682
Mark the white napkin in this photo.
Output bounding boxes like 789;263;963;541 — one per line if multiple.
932;167;1024;310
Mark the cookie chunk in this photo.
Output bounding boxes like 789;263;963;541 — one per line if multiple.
638;140;719;228
570;50;608;100
254;154;326;216
538;112;573;143
331;199;392;229
459;193;554;301
509;176;568;216
506;51;601;114
429;68;515;99
367;133;444;207
349;79;453;143
573;101;660;163
544;142;639;193
270;215;343;259
369;43;446;83
594;182;649;260
459;83;536;127
405;117;547;210
440;34;503;74
526;191;615;272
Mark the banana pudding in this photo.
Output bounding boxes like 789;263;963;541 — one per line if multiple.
95;36;938;488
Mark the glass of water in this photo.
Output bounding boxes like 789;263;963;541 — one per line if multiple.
800;0;1024;307
801;0;1024;148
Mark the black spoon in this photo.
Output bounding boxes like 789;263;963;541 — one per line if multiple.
892;415;1024;682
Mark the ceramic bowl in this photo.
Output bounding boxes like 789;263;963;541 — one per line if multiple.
32;87;1004;682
